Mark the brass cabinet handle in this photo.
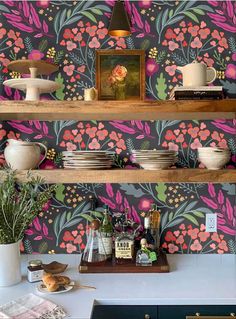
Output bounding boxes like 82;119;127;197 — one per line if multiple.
144;315;151;319
186;313;236;319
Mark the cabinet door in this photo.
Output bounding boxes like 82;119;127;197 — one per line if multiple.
91;305;157;319
158;305;236;319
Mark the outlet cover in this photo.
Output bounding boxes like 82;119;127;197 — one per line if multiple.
205;214;217;232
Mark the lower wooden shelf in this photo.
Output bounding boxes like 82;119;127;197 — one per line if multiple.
0;168;235;183
79;250;169;273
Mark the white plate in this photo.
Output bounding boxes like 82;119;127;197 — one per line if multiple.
37;281;75;294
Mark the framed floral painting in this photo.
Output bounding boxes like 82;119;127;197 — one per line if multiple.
96;49;145;101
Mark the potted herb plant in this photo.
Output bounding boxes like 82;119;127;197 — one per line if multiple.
0;168;55;286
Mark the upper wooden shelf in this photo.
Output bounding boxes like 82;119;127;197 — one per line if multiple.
0;169;235;183
0;100;235;120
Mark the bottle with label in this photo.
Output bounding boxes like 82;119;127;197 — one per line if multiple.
143;214;155;250
150;204;161;251
115;208;135;264
98;205;113;259
136;238;152;266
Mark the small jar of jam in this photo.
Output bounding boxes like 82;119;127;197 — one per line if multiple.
27;259;44;283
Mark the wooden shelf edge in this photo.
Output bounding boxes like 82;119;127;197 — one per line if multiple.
0;169;235;183
0;100;235;120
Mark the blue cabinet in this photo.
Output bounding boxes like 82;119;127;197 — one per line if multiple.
91;305;157;319
92;305;236;319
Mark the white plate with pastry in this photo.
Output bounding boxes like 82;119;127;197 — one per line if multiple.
37;281;75;294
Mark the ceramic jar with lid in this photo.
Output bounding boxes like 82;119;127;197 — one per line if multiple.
27;259;44;283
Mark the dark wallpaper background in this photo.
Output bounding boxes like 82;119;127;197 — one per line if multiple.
0;0;235;254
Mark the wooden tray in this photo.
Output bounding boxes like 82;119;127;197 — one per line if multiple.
79;250;169;273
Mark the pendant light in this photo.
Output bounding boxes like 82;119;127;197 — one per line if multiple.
108;0;131;37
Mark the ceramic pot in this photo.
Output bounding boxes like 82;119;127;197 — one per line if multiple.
4;139;47;170
84;87;98;101
177;61;217;87
0;241;21;286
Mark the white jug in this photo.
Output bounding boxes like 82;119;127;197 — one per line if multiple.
176;61;217;87
4;139;47;170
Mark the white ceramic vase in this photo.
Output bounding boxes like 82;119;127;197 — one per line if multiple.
0;241;21;287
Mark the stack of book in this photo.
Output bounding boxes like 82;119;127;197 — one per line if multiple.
169;86;224;100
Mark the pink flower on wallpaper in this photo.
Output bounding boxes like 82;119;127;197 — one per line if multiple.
168;243;179;254
190;138;202;150
190;239;202;251
191;37;202;48
66;41;76;51
225;63;236;80
97;28;108;39
165;65;177;76
138;0;152;9
63;65;75;76
168;40;179;51
66;243;77;254
138;198;154;211
89;138;100;150
146;58;159;76
28;50;44;60
89;37;100;49
36;0;50;8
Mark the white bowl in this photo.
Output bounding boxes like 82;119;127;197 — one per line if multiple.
198;153;230;170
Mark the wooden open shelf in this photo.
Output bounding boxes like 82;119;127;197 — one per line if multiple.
0;169;235;183
0;100;235;120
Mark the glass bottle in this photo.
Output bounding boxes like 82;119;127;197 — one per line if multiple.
136;238;152;266
115;208;135;264
143;214;155;250
82;219;107;265
150;204;161;251
98;205;113;259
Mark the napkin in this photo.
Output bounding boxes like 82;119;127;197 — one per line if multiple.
0;293;66;319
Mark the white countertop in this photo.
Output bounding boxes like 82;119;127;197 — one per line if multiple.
0;254;235;319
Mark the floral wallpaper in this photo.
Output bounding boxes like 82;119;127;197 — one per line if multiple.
0;0;235;254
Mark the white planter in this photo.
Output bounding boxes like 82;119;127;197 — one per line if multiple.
0;241;21;287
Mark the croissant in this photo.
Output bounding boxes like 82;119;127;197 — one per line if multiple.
42;273;71;292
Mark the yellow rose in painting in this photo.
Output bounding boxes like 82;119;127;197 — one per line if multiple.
112;65;127;82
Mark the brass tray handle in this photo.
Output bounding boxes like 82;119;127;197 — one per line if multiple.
186;313;235;319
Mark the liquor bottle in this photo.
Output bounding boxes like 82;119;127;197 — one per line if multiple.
143;214;155;250
115;208;135;264
136;238;152;266
98;205;113;259
82;219;107;265
150;204;161;251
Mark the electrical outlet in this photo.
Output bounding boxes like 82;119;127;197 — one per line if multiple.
205;214;217;232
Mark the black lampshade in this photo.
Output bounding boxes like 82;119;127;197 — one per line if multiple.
108;0;131;37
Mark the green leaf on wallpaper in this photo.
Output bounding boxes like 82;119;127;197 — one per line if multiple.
67;9;72;18
90;8;103;15
140;39;150;50
54;51;64;64
168;9;173;18
192;8;204;15
38;39;48;52
193;120;199;124
24;239;33;254
168;212;173;222
140;140;150;150
55;183;65;202
183;214;199;226
120;184;145;198
81;11;97;23
91;120;97;125
228;240;236;254
0;4;10;12
192;211;205;218
184;11;199;23
155;183;167;202
38;242;48;254
55;73;65;100
156;73;167;100
66;211;72;221
80;213;94;222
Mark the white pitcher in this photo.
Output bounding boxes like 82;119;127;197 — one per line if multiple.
176;61;217;87
4;139;47;170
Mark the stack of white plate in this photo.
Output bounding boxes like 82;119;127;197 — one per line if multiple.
131;150;178;170
198;147;231;170
62;151;114;169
